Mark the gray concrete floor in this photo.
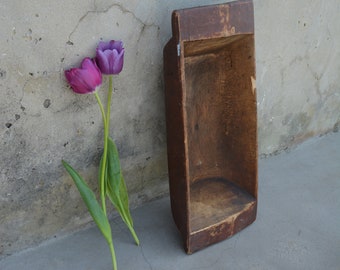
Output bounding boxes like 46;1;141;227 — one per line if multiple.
1;132;339;270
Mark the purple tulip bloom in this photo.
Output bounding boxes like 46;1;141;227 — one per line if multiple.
95;40;124;75
65;58;102;94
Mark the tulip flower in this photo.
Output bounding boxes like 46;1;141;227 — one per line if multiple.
95;40;124;75
62;40;139;270
65;57;102;94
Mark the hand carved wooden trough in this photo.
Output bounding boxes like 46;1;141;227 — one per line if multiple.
163;0;257;254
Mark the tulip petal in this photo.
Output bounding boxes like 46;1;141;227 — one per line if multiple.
95;40;124;75
96;50;110;74
64;57;102;94
104;50;118;74
109;40;123;53
97;41;108;52
82;58;102;87
112;49;124;74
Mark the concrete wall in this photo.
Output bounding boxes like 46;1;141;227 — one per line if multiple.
256;1;340;155
0;0;339;256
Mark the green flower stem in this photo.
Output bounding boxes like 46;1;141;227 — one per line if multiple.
105;75;118;270
109;241;117;270
94;91;108;216
95;90;117;270
106;75;113;128
103;75;113;213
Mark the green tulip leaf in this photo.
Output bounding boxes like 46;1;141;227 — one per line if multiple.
62;160;112;244
106;137;122;193
105;137;139;245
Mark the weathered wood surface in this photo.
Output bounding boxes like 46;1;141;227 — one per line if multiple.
164;0;257;254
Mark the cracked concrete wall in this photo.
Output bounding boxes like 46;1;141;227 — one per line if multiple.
0;0;339;257
255;1;340;154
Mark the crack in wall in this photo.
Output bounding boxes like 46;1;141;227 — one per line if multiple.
67;2;159;44
58;2;162;117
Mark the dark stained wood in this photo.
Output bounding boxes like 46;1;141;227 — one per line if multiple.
164;0;257;254
190;178;256;233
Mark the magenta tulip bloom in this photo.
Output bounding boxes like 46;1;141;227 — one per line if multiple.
65;57;102;94
95;40;124;75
